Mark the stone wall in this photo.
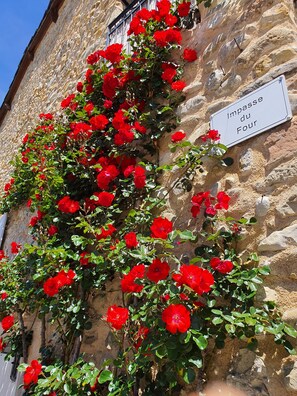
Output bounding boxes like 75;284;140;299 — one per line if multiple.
160;0;297;394
0;0;297;394
0;0;123;189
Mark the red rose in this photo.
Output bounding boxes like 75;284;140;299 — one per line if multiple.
39;113;53;120
121;264;145;293
77;81;83;92
183;48;197;62
161;66;177;83
191;191;211;218
11;242;21;254
165;14;178;27
157;0;171;17
24;360;42;386
1;315;14;331
201;129;220;142
96;224;117;240
124;232;138;249
133;121;146;134
154;30;169;47
215;191;230;210
210;257;233;274
104;99;113;109
171;131;186;142
166;28;182;44
102;71;119;99
134;166;146;189
96;165;119;190
136;8;152;21
147;258;170;283
171;80;186;91
173;264;214;295
177;1;191;17
150;217;173;239
95;192;115;207
61;93;75;108
86;49;104;64
79;252;90;266
89;114;109;130
48;225;58;236
58;196;80;213
134;326;149;349
128;16;146;36
102;43;123;64
162;304;191;334
29;216;38;227
43;277;60;297
56;269;76;287
1;292;8;300
106;305;129;330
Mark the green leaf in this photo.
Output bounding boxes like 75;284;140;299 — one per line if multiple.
189;357;203;368
183;367;196;384
63;383;71;394
156;344;167;359
212;317;223;325
98;370;113;384
284;325;297;338
193;336;208;350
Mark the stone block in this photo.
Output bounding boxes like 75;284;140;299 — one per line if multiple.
176;95;206;117
258;223;297;252
240;59;297;96
282;357;297;391
239;148;253;176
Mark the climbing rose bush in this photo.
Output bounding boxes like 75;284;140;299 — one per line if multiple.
0;0;296;395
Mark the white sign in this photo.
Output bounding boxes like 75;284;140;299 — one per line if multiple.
210;75;292;147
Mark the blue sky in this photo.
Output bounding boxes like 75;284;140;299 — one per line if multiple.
0;0;49;104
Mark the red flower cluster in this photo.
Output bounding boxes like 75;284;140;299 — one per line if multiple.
39;113;53;120
97;165;119;190
124;232;138;249
201;129;220;142
173;264;214;295
191;191;230;218
177;1;191;17
171;131;186;142
150;217;173;239
210;257;234;274
58;196;80;213
106;305;129;330
48;225;58;236
183;48;197;62
154;28;182;47
1;315;14;331
124;165;146;189
61;93;76;109
96;224;117;240
134;326;149;349
162;304;191;334
24;360;42;387
121;264;145;293
89;114;109;131
43;269;76;297
11;242;21;254
147;258;170;283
